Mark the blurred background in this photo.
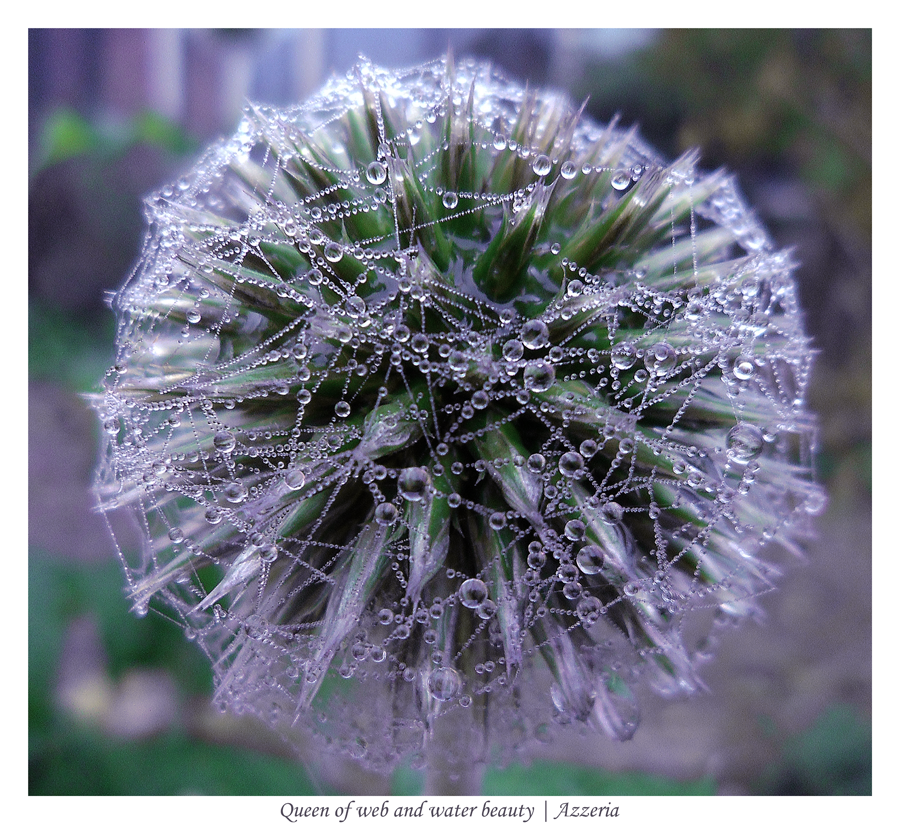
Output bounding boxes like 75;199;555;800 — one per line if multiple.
28;28;871;796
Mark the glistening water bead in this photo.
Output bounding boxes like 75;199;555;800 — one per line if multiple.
93;55;823;773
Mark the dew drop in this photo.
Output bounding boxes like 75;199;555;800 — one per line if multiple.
213;431;237;453
732;356;755;380
532;154;552;176
558;451;585;478
224;481;248;504
576;544;605;575
503;339;525;362
726;422;764;463
284;467;306;489
521;319;550;350
442;191;459;209
611;170;631;190
579;439;598;458
610;342;637;370
560;161;577;180
375;502;399;525
324;242;344;263
526;453;546;474
366;161;387;185
399;467;430;501
644;342;677;376
459;578;489;608
523;362;555;393
564;519;586;541
335;401;351;418
428;666;463;702
576;596;602;626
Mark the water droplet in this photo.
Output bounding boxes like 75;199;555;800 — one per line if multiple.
489;512;507;530
526;453;546;474
503;339;525;361
562;581;583;600
523;362;555;393
103;418;120;435
259;544;278;563
428;666;463;701
459;578;489;608
186;309;201;324
477;599;497;619
576;596;602;626
224;481;247;504
521;319;550;350
644;342;677;376
285;467;306;489
556;515;584;543
378;608;394;625
442;191;459;209
447;492;462;508
168;527;184;544
532;154;552;176
610;342;637;370
213;431;236;453
410;333;429;354
601;502;624;522
726;422;764;463
579;439;598;458
335;401;351;418
560;161;577;180
399;467;430;501
366;161;387;184
375;502;399;525
448;351;468;372
324;242;343;263
576;544;605;575
471;390;489;409
732;356;755;380
611;170;631;190
558;451;585;478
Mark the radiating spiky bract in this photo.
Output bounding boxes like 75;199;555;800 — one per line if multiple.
95;56;823;771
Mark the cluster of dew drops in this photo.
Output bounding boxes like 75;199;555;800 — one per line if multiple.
95;56;825;764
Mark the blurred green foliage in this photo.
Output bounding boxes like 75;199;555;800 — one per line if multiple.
32;107;199;178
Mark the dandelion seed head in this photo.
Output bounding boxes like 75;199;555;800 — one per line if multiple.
94;55;823;771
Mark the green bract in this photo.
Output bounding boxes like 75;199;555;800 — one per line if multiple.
95;56;824;771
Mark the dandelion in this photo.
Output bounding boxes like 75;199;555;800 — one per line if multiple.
94;55;824;777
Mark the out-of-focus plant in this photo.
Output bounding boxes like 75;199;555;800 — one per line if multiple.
92;55;824;785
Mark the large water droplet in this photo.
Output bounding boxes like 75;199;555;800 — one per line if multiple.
214;431;236;453
726;422;764;463
576;544;605;575
558;451;585;478
644;342;677;377
610;342;637;370
442;191;459;209
576;596;603;626
532;154;552;176
399;467;430;501
428;666;463;701
503;339;525;362
224;481;248;504
375;502;399;525
366;161;387;185
523;362;555;393
521;319;550;350
459;578;489;608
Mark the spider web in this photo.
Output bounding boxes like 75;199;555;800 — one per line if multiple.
94;56;824;771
